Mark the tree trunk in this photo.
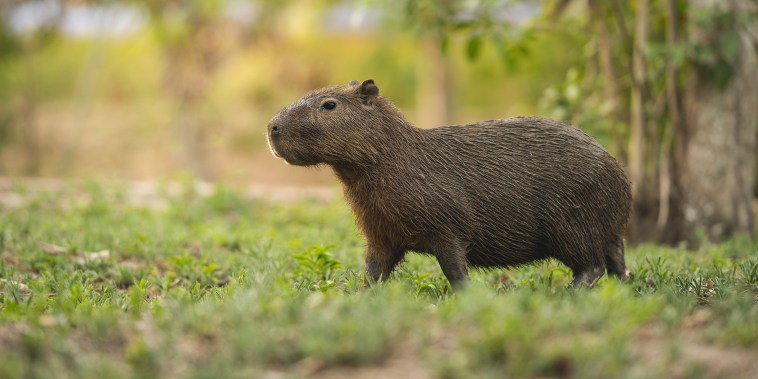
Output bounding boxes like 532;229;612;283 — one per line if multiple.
416;36;453;128
19;36;41;175
628;0;650;243
160;19;232;181
658;0;686;243
163;50;215;181
681;0;758;242
588;0;626;164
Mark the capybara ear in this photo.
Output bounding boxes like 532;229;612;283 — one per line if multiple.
348;80;359;87
359;79;379;105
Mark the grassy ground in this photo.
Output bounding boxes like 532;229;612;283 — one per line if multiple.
1;181;757;379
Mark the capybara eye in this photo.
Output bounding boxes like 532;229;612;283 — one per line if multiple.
322;101;336;110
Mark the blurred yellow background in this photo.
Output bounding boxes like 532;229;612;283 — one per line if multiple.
0;0;586;185
2;0;756;244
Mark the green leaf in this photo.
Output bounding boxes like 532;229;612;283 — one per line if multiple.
439;35;450;55
713;59;734;90
453;20;476;31
466;34;483;61
721;30;741;62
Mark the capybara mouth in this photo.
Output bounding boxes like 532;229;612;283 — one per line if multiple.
267;137;281;158
280;152;312;166
266;135;310;166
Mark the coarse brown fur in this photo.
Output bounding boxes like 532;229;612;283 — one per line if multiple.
267;79;632;288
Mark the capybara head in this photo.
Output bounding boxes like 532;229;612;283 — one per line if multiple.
267;79;405;167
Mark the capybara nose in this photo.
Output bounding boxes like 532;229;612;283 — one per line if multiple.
269;122;280;136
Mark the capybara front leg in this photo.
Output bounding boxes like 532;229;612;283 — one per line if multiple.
431;239;469;289
570;265;605;288
363;244;403;287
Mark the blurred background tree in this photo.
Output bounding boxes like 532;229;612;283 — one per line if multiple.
541;0;757;244
0;0;62;175
0;0;755;245
394;0;536;127
682;0;757;244
132;0;291;179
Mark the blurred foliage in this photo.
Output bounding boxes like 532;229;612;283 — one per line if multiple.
0;0;754;191
397;0;536;69
688;8;754;90
0;0;589;179
0;20;21;58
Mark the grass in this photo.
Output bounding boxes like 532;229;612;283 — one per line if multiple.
1;181;757;378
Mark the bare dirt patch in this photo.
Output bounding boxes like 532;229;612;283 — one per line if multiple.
0;177;337;209
260;339;431;379
633;323;758;379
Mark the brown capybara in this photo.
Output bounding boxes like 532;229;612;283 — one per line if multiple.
267;79;632;288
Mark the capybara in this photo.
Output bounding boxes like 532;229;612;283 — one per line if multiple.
267;79;631;288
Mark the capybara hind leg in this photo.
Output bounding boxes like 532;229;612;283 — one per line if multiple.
605;236;631;281
364;245;404;286
570;265;605;288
